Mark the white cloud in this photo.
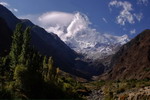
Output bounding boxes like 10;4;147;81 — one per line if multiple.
0;1;9;6
102;17;108;23
9;8;18;12
46;25;65;36
38;11;74;27
0;1;18;12
21;11;89;39
13;8;18;12
134;13;143;21
109;0;143;25
137;0;149;5
40;12;92;40
130;29;136;35
20;12;74;33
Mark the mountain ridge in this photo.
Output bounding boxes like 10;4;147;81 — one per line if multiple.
100;29;150;80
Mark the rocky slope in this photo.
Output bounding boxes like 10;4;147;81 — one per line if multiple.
101;29;150;80
117;86;150;100
86;85;150;100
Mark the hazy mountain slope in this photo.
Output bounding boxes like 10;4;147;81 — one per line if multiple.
102;29;150;80
0;17;12;56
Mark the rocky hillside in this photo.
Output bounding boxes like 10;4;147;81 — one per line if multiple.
86;80;150;100
102;29;150;80
117;86;150;100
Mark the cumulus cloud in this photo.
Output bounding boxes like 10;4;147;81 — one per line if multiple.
102;17;108;23
137;0;149;5
130;29;136;35
109;0;143;25
0;1;18;12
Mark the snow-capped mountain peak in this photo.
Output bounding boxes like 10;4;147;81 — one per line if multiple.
44;12;130;59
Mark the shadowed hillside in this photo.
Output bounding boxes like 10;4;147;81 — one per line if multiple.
0;17;12;56
102;29;150;80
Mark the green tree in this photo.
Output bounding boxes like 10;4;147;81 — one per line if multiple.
19;27;31;65
13;64;27;90
42;56;47;81
12;26;43;98
9;24;23;67
42;57;56;82
47;57;56;81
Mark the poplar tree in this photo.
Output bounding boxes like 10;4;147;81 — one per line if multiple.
9;24;23;67
47;57;56;80
19;27;31;65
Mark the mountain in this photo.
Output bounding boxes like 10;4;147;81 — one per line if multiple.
0;4;131;79
47;12;130;60
0;17;12;56
0;4;90;78
44;12;130;76
101;29;150;80
65;30;130;60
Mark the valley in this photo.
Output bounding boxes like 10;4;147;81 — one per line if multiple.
0;1;150;100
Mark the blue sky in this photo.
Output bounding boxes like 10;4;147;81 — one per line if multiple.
0;0;150;38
